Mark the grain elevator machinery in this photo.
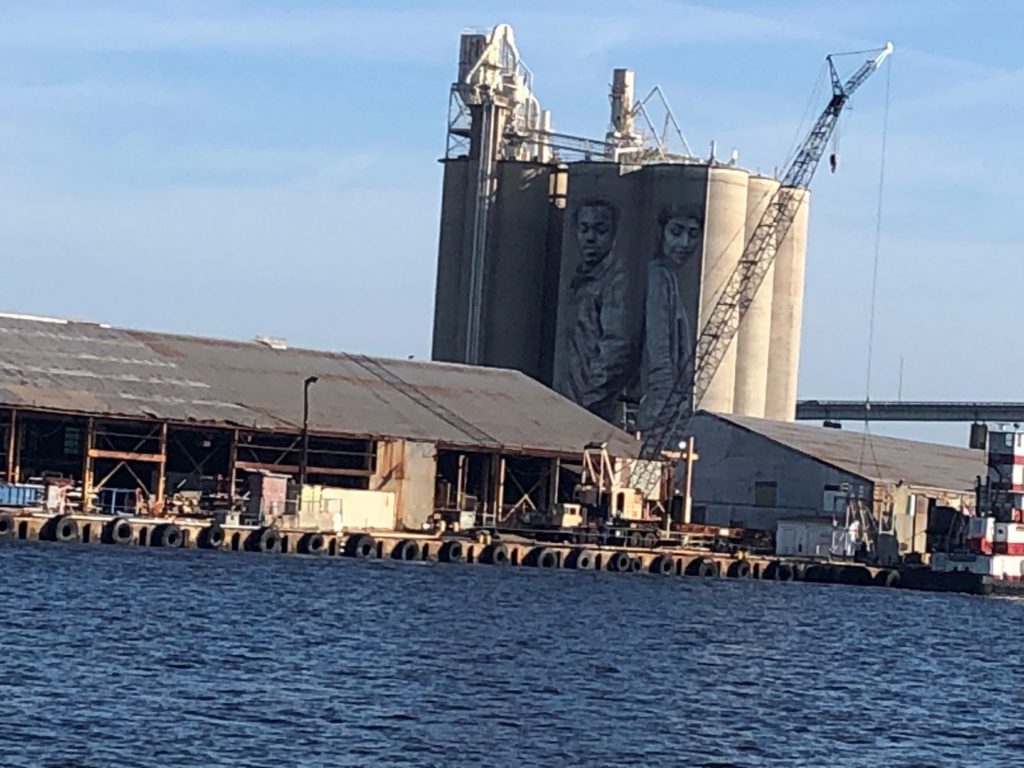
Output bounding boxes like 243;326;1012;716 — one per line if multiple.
439;25;548;365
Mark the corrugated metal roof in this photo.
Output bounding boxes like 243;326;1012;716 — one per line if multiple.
700;411;984;492
0;312;639;457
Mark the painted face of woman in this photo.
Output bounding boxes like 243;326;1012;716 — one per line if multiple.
662;216;702;265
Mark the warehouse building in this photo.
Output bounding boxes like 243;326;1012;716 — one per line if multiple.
687;412;984;561
0;312;637;530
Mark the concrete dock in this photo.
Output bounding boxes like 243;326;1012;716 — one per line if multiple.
0;510;923;591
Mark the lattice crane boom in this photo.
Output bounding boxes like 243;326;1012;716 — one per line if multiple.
632;43;893;493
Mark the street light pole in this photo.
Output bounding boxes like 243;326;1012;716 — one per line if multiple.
299;375;318;487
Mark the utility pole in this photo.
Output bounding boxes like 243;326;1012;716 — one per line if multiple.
299;376;318;487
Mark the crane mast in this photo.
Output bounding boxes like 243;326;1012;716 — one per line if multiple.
633;43;893;494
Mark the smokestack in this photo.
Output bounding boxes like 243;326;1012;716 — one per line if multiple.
608;68;636;140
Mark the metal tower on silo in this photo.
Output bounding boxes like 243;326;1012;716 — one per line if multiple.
432;25;550;370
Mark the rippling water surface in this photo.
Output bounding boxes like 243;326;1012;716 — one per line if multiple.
2;541;1023;767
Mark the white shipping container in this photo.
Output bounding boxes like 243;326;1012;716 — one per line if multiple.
300;486;398;532
775;517;834;559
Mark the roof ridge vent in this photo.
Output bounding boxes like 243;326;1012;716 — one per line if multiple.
253;335;288;350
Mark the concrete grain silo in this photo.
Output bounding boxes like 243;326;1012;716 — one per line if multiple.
764;187;810;421
732;175;780;417
431;157;474;364
698;166;750;414
480;160;555;380
634;163;707;431
551;161;645;424
536;165;569;385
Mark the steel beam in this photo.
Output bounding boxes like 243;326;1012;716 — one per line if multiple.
232;460;370;477
88;449;165;463
796;401;1024;423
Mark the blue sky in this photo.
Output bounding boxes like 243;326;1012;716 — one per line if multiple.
1;1;1020;445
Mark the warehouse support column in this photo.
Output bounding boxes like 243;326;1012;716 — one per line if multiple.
154;422;168;513
227;429;238;503
455;454;466;514
4;409;17;483
494;456;506;525
81;417;94;512
680;437;699;525
547;457;560;513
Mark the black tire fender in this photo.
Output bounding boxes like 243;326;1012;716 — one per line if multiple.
45;515;80;544
480;542;510;566
198;523;225;550
649;555;674;576
299;532;326;556
727;560;752;579
695;559;719;578
766;561;794;581
607;551;631;573
104;517;133;545
391;539;421;561
0;512;15;540
566;548;595;570
247;526;280;554
153;523;183;548
526;547;558;568
438;540;464;563
0;512;14;539
344;533;377;559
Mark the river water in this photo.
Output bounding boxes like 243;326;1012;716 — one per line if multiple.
1;541;1021;767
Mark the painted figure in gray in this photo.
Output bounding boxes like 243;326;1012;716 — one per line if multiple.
640;208;703;431
564;199;634;422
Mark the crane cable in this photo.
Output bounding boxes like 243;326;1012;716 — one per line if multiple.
858;55;893;478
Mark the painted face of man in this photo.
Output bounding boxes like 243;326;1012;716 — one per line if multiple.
662;216;702;265
576;205;616;267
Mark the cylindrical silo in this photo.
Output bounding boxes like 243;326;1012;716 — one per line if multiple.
537;164;569;386
732;175;780;417
635;163;707;432
480;161;554;380
431;157;473;363
698;165;750;414
765;187;810;421
551;161;644;424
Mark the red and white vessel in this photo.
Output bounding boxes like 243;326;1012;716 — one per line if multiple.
932;518;1024;581
932;426;1024;587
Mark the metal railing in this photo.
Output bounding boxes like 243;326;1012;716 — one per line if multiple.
0;483;44;508
93;488;140;516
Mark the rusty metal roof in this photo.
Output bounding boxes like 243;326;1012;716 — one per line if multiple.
701;411;984;492
0;312;638;457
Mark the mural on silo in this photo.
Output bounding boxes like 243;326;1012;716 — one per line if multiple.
638;207;703;431
558;198;637;423
551;163;715;432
